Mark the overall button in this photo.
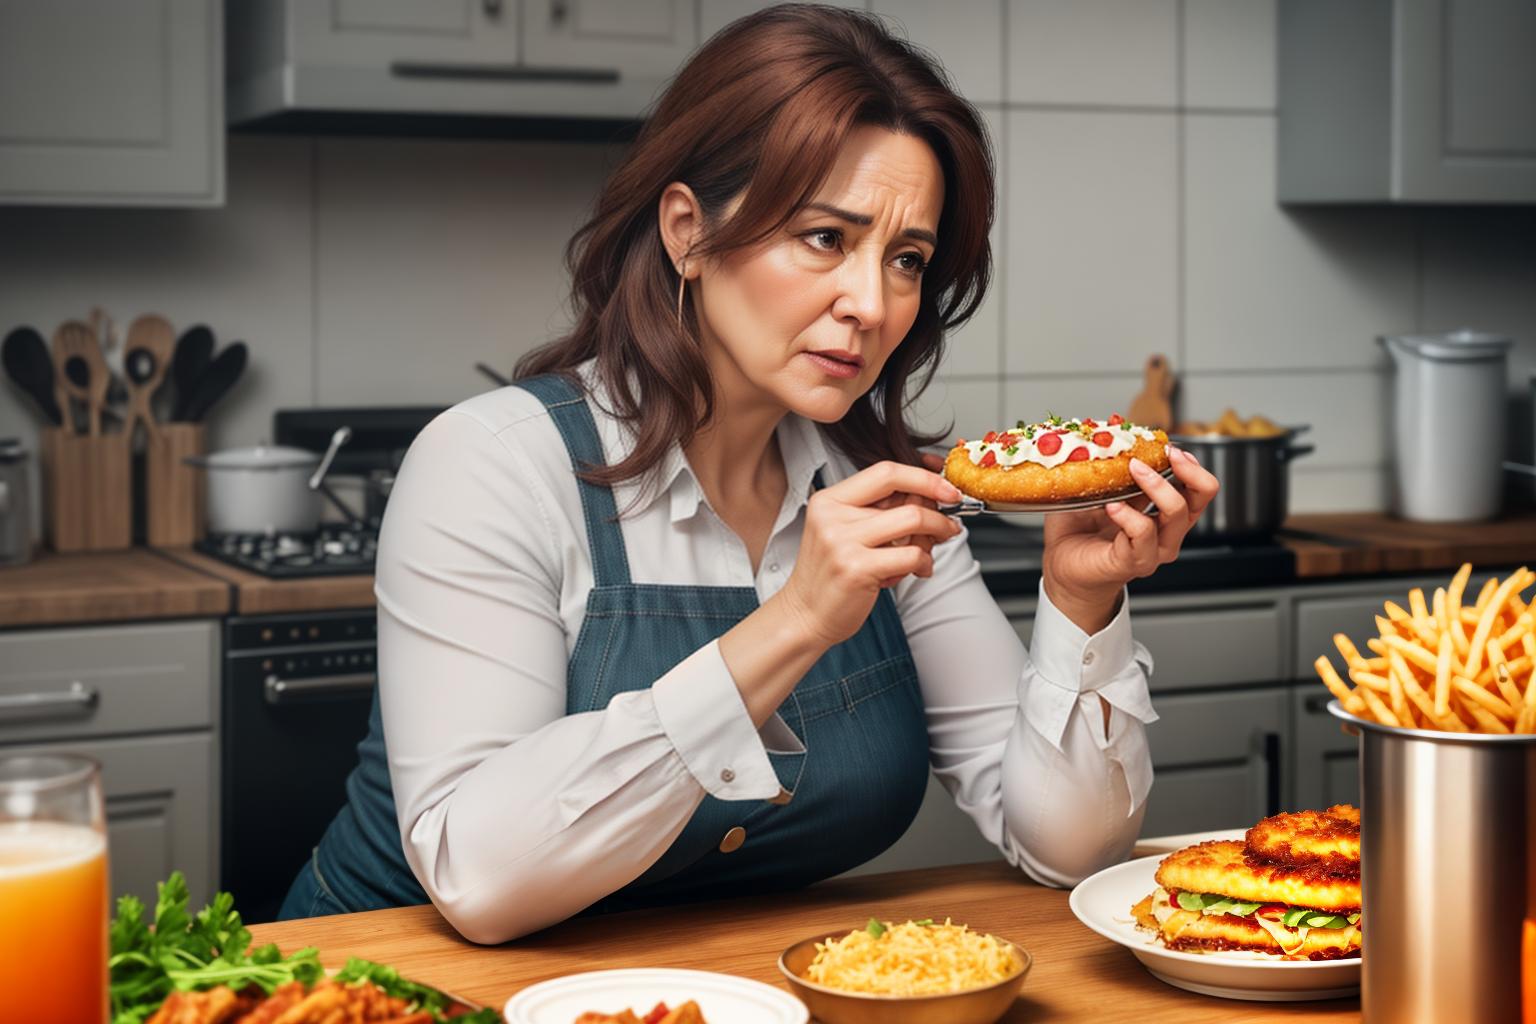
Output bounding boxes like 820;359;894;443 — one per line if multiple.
720;768;736;783
719;826;746;853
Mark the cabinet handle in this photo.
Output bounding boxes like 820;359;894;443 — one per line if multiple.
483;0;503;16
390;61;620;84
0;682;99;720
264;673;376;705
551;0;569;25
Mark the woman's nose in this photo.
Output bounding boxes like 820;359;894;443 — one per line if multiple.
831;252;886;331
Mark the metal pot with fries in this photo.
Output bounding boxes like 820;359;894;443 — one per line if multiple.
1314;563;1535;1024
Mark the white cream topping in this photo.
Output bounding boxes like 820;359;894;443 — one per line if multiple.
961;418;1156;470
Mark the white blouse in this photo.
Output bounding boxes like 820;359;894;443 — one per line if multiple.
374;366;1158;943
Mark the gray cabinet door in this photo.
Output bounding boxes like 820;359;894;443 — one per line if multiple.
522;0;696;80
1290;687;1360;811
2;733;216;909
1142;688;1288;837
0;0;222;206
288;0;521;68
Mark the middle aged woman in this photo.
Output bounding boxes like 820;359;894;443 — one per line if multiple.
280;4;1219;941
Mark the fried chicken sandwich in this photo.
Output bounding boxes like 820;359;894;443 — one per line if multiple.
1131;805;1362;960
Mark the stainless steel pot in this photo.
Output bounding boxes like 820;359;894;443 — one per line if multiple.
187;428;352;535
1329;701;1535;1023
1168;427;1313;539
0;439;34;566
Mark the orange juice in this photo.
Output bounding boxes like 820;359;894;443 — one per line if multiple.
0;821;108;1024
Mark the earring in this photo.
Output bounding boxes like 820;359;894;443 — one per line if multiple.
675;260;687;329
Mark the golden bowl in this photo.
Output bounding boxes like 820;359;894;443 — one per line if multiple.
777;930;1032;1024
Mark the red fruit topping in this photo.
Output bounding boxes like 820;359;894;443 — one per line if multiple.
956;438;966;446
1108;413;1124;426
983;430;998;444
1067;447;1090;462
1092;430;1113;447
1035;432;1062;456
997;431;1019;447
1083;418;1097;428
979;450;997;467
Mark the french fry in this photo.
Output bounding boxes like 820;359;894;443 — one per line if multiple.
1452;675;1516;721
1394;655;1442;728
1466;703;1512;734
1367;637;1388;657
1348;669;1392;693
1408;587;1429;622
1466;572;1527;676
1363;656;1389;672
1359;685;1402;728
1434;629;1453;717
1333;633;1366;670
1447;563;1473;656
1474;577;1499;612
1493;662;1525;721
1315;656;1366;714
1387;652;1413;725
1496;612;1533;652
1381;633;1438;676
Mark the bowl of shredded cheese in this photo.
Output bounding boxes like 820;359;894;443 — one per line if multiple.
777;918;1030;1024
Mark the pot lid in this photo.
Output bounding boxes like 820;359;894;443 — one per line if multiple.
199;443;320;470
1381;329;1512;362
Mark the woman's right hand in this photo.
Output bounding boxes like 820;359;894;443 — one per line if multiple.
777;461;963;649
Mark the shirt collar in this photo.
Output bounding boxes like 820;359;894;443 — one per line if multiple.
580;363;832;525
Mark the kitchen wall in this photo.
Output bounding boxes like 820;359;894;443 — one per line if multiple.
2;0;1533;513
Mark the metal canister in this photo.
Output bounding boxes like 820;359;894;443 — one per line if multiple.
1329;701;1535;1023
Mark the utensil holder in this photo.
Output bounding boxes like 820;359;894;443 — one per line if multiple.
40;429;132;552
146;423;205;547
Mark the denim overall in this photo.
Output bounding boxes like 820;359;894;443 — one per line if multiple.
279;374;929;920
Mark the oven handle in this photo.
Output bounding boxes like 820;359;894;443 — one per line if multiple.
264;672;377;705
0;681;99;719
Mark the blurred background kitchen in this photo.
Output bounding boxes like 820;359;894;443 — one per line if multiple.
1;1;1533;922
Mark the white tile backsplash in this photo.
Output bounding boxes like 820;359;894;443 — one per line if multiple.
1003;374;1144;423
873;0;1003;105
938;106;1004;377
313;138;617;407
908;376;1002;441
1006;0;1178;108
1005;110;1178;375
1182;0;1277;110
1291;467;1390;514
1183;115;1416;372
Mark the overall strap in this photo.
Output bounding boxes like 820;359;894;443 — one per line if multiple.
514;374;633;586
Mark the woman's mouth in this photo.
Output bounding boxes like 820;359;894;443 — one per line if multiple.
803;350;865;379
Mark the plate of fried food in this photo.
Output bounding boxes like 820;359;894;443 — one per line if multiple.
1312;562;1535;735
1069;806;1362;1002
939;414;1172;515
111;872;497;1024
503;968;807;1024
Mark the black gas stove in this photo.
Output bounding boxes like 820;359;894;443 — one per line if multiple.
195;524;379;578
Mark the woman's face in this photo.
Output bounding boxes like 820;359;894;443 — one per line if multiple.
691;126;944;423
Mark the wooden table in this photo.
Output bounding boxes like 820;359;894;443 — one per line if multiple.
248;861;1359;1024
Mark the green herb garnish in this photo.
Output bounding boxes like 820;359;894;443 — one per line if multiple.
866;917;887;938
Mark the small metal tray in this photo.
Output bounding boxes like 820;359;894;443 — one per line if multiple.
938;466;1175;517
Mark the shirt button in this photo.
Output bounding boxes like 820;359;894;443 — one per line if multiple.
719;826;746;853
720;768;735;783
767;562;780;573
1083;650;1096;666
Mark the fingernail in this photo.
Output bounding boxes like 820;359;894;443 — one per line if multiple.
1129;457;1150;475
1167;443;1183;461
1105;501;1125;513
942;483;962;502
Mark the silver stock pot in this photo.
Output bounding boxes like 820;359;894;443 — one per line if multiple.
1168;427;1313;540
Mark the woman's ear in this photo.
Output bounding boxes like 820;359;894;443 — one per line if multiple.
658;182;703;278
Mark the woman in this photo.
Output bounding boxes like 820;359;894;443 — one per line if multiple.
279;5;1218;941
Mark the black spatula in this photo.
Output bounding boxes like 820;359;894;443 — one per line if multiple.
1;326;64;426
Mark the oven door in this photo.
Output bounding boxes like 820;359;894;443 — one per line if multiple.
220;612;377;923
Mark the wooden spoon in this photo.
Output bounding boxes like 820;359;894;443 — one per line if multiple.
1127;354;1175;430
52;320;109;437
123;314;175;443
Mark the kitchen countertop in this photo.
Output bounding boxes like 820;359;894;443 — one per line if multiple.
1;511;1533;628
246;860;1357;1023
0;548;229;627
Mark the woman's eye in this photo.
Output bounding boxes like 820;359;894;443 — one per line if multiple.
804;229;841;253
893;252;928;276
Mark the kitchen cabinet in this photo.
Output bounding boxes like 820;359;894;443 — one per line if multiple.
1279;0;1536;203
0;0;222;206
1142;688;1287;837
1290;688;1359;811
0;620;219;906
227;0;696;125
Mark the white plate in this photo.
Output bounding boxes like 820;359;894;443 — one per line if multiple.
1069;844;1360;1003
504;967;809;1024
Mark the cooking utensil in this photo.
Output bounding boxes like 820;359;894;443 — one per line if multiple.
1380;329;1512;522
1;327;63;426
122;314;175;443
1329;701;1535;1022
186;443;322;535
778;930;1030;1024
180;341;247;423
1127;354;1174;430
475;361;511;386
169;325;214;421
939;466;1178;517
51;320;109;437
1169;427;1312;539
0;439;35;566
307;427;365;528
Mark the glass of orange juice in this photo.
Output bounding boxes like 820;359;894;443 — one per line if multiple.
0;755;108;1024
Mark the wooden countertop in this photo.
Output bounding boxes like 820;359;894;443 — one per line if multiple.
0;548;229;627
1281;511;1536;579
246;861;1357;1024
155;546;375;615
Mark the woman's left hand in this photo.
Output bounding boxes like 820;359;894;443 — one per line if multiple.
1041;444;1220;633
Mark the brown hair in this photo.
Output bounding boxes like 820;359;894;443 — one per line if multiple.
515;3;994;485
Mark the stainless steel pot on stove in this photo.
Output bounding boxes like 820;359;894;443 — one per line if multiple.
1168;427;1313;539
187;427;353;535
